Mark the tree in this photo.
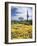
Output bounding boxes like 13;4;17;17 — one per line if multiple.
19;17;24;21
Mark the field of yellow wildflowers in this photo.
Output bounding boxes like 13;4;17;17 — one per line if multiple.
11;23;32;39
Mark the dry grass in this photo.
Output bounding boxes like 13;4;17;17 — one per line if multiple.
11;23;32;39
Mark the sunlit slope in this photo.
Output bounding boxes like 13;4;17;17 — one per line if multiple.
11;24;32;39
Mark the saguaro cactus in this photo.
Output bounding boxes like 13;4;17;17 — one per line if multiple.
27;10;29;22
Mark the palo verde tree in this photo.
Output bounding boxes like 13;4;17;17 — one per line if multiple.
19;17;24;21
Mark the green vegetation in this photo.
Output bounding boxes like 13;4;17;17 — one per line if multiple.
11;20;32;25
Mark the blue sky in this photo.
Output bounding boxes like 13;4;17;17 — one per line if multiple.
11;6;32;21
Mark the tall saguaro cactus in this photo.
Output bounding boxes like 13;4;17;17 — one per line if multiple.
27;10;29;22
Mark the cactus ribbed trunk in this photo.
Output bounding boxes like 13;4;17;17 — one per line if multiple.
27;10;28;22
